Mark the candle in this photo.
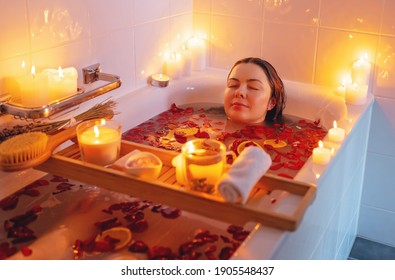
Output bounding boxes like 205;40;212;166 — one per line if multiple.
181;44;192;76
352;53;371;86
345;82;368;105
77;119;121;166
328;120;345;142
312;140;331;165
164;52;182;79
20;65;49;107
187;37;206;71
150;73;170;87
45;66;78;102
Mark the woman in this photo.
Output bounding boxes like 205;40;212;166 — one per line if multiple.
224;57;286;124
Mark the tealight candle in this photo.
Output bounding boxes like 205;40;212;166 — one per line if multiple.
77;119;122;166
150;73;170;87
312;140;331;165
328;120;345;142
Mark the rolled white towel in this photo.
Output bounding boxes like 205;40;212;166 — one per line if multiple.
218;146;272;203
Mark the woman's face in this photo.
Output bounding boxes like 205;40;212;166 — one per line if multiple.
224;62;274;124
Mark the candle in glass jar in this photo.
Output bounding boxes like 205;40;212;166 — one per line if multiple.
77;119;121;166
328;120;345;142
312;140;331;165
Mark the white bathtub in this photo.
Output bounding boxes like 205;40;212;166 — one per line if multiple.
113;68;372;259
0;68;373;260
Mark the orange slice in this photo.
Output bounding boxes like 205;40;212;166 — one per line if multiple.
263;139;287;148
95;227;132;251
174;127;198;137
237;140;263;154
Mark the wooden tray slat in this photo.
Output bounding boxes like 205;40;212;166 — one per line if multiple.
35;140;316;231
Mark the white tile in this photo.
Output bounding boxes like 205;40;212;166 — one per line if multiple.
134;20;170;86
373;36;395;98
264;0;319;26
0;0;30;59
358;205;395;247
210;15;262;70
87;0;133;36
27;0;91;52
262;21;317;84
320;0;384;34
169;14;193;51
212;0;263;19
170;0;193;15
134;0;170;25
367;98;395;157
193;0;211;12
363;153;395;212
381;0;395;36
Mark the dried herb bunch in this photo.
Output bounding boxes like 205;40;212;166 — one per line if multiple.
0;99;118;143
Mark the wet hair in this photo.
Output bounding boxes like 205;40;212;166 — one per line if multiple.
228;57;286;123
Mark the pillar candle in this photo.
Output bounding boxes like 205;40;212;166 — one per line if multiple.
20;65;49;107
181;44;192;76
164;52;182;79
345;83;368;105
352;54;371;86
44;66;78;102
188;37;206;71
328;120;345;142
312;140;331;165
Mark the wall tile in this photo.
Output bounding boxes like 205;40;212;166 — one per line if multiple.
264;0;319;26
363;152;395;213
262;21;317;84
88;0;133;36
27;0;91;52
170;0;193;15
367;98;395;157
374;36;395;98
358;205;395;247
193;0;211;12
210;15;262;70
381;0;395;36
211;0;263;19
169;14;193;51
315;28;378;87
134;0;170;25
134;20;169;86
0;0;30;60
320;0;384;34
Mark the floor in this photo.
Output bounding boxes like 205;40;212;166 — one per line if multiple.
348;237;395;260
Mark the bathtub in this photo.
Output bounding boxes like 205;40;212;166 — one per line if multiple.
0;68;373;260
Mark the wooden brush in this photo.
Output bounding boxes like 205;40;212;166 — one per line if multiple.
0;126;77;172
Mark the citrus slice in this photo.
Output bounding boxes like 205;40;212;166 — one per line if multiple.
263;139;287;148
237;140;263;155
95;226;132;251
174;127;199;137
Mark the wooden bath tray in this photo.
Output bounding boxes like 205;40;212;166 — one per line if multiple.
35;140;316;231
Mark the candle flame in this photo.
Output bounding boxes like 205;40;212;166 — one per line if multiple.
333;120;337;129
318;140;323;149
58;66;64;78
31;65;36;77
93;125;100;137
100;118;106;125
21;60;26;68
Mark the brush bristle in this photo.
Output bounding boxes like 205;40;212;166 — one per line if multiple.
0;132;48;165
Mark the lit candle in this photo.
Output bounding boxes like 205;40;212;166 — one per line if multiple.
164;52;182;79
77;119;122;166
150;73;170;87
20;65;49;107
187;37;206;71
45;66;78;102
352;53;371;86
345;82;368;105
312;140;331;165
328;120;345;142
181;44;192;76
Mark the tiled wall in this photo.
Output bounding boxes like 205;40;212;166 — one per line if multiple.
0;0;394;247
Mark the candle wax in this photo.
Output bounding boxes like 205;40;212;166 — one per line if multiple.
312;141;331;165
328;121;345;142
